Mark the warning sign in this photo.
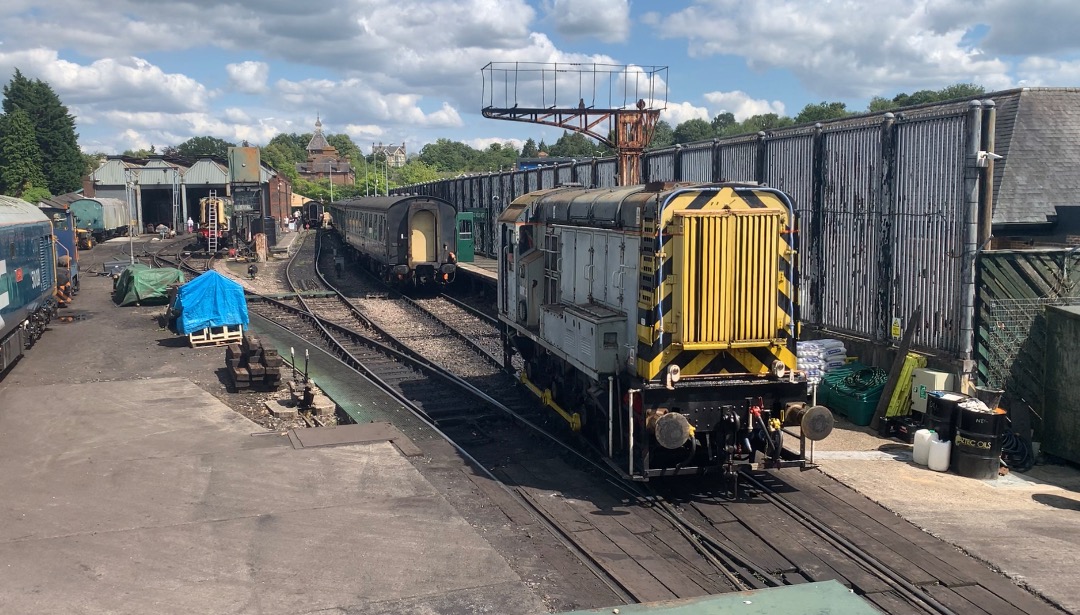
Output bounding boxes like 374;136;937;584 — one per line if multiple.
891;317;902;339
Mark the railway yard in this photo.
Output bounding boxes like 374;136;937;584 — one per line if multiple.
1;230;1079;614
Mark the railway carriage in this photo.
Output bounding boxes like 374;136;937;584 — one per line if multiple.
303;200;325;230
327;195;458;287
1;196;57;373
69;197;129;242
498;182;833;479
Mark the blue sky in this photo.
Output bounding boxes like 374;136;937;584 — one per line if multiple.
0;0;1077;156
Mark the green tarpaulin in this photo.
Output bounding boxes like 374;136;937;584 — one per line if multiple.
112;264;185;306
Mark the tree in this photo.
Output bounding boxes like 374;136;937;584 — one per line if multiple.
547;131;601;157
2;69;84;194
648;120;675;149
0;107;48;197
537;139;548;153
794;101;850;124
327;133;362;162
174;135;235;159
521;138;539;158
475;142;519;171
418;138;476;172
121;146;157;158
738;113;795;133
711;112;737;136
869;83;986;112
673;118;714;144
397;160;440;185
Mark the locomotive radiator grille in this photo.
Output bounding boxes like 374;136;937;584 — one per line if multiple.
635;186;798;382
675;210;782;348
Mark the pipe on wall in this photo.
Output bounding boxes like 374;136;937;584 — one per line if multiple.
960;101;984;368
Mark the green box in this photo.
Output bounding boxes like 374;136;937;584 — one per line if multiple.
819;363;886;426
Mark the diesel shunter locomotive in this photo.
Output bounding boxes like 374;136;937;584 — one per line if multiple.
498;182;833;479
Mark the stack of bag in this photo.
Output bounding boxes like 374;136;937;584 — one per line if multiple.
796;339;848;384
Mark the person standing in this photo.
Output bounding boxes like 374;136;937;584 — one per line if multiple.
186;217;194;234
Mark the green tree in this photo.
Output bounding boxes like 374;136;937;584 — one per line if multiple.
2;69;84;194
648;120;675;149
174;135;236;159
794;101;850;124
327;133;362;162
418;138;477;172
397;160;440;185
265;133;309;162
122;145;156;158
869;83;986;112
738;113;795;133
474;142;519;171
548;131;601;157
673;118;714;144
711;112;737;136
0;107;48;197
521;138;539;157
20;185;52;204
261;142;299;182
537;139;548;153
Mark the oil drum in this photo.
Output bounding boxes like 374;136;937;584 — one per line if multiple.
952;406;1007;480
923;392;965;444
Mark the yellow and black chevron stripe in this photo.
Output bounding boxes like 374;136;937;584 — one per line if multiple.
635;186;798;382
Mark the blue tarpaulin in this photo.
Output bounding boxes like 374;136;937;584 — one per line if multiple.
172;270;249;335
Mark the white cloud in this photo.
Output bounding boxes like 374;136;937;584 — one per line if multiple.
545;0;630;43
1015;57;1080;86
274;78;464;128
661;101;709;126
647;1;1014;98
225;61;269;94
344;124;386;143
466;137;525;151
703;91;785;121
0;48;212;113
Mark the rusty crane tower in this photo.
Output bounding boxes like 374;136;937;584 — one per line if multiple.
481;62;667;187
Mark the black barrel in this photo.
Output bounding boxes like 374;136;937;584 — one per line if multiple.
923;392;965;444
953;407;1007;479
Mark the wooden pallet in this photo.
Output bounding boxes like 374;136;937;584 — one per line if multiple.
189;324;243;347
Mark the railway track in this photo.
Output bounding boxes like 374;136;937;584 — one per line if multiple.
224;232;1066;614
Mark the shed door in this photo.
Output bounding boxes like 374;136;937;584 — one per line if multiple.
410;209;437;264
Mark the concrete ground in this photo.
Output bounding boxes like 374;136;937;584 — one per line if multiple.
0;235;547;615
811;419;1080;614
0;378;545;615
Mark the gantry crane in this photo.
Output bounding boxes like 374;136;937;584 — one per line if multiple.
481;62;667;187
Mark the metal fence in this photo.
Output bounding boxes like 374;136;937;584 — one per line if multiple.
394;102;996;360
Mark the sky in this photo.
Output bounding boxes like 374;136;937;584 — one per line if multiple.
0;0;1077;158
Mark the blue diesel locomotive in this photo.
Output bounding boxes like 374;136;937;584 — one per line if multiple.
0;196;57;373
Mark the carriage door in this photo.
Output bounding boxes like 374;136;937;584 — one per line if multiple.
410;209;437;265
456;212;475;262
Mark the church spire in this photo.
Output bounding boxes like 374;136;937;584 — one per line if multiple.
306;114;331;153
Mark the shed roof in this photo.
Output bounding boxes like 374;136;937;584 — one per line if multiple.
991;88;1080;225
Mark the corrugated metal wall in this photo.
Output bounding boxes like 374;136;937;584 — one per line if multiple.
392;106;991;359
891;114;968;354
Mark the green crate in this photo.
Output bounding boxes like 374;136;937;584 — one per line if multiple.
819;363;886;426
